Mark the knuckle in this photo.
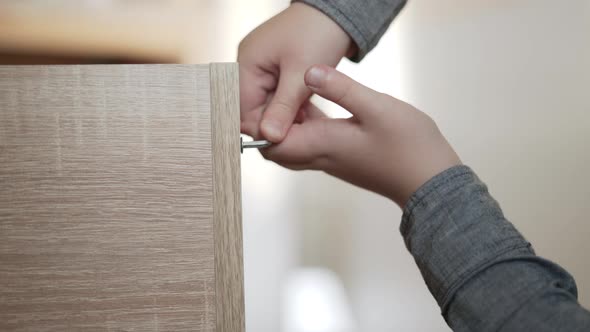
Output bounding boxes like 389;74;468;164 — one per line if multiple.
377;92;395;107
259;149;275;161
378;93;405;115
311;154;330;171
307;120;332;170
237;41;248;59
268;100;297;117
367;93;394;116
333;79;353;105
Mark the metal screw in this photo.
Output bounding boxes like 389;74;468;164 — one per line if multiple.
241;137;272;153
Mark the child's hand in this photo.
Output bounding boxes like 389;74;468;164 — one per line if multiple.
262;65;462;207
238;3;354;143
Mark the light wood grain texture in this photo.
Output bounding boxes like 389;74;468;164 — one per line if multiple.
210;63;245;332
0;64;244;331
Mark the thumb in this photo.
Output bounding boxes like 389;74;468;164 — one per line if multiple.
260;68;311;143
262;104;346;171
304;65;380;121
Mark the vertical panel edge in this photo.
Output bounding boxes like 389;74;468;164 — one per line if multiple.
209;62;245;332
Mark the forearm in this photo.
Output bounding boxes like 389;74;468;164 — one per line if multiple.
292;0;407;61
401;165;590;331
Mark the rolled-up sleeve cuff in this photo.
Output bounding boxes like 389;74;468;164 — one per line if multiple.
400;165;534;312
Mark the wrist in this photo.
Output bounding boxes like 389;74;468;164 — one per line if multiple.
289;2;353;58
394;146;462;208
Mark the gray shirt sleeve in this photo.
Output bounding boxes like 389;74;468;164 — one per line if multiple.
401;165;590;331
292;0;407;61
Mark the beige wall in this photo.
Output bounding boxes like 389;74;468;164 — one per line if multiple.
237;0;590;330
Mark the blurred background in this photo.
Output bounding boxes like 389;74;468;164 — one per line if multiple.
1;0;589;331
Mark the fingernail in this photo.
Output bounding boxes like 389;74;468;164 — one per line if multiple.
306;66;326;89
262;120;283;141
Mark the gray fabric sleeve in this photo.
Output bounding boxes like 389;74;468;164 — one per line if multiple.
293;0;407;61
401;165;590;331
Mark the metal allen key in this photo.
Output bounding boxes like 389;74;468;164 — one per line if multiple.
240;137;272;153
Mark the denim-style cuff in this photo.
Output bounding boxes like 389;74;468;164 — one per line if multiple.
400;165;533;312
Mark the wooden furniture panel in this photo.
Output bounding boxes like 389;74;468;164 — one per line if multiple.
210;64;244;332
0;64;244;331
